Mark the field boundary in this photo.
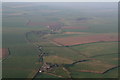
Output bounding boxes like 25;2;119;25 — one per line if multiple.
68;41;119;47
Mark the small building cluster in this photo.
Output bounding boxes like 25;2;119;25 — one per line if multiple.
39;62;59;73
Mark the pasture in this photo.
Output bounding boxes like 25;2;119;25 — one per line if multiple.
44;56;73;64
70;42;118;57
2;2;118;78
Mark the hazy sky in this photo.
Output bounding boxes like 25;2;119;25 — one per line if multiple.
2;0;119;2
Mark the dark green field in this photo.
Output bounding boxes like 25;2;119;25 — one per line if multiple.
2;2;118;78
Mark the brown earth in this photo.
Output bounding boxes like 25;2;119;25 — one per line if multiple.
63;32;88;34
0;48;9;59
62;26;89;30
79;70;103;74
52;34;118;46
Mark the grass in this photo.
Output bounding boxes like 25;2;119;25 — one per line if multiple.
68;59;116;73
3;2;118;78
68;60;118;78
2;43;41;78
35;73;59;78
71;42;118;57
43;46;87;61
2;26;42;78
47;67;70;78
44;56;73;64
92;53;118;65
102;67;118;78
70;71;102;78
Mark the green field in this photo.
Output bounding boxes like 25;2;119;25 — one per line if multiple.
2;2;118;78
70;42;118;57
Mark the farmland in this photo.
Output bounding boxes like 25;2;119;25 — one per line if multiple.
0;48;9;60
52;34;118;46
2;2;118;79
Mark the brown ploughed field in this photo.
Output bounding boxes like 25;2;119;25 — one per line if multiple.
0;48;9;59
53;34;118;46
62;26;89;30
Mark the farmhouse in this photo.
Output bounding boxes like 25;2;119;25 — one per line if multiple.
39;62;51;72
39;62;59;73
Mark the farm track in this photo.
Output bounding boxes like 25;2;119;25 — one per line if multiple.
44;72;64;78
25;31;44;79
62;67;72;78
32;70;41;80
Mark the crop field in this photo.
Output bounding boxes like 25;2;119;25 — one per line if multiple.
0;48;9;60
2;2;118;79
70;42;118;57
68;59;116;73
42;46;87;61
44;56;73;64
63;26;89;30
35;73;60;78
52;34;118;46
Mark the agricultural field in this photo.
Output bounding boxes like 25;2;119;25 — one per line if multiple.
2;2;118;79
0;48;9;60
52;33;118;46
